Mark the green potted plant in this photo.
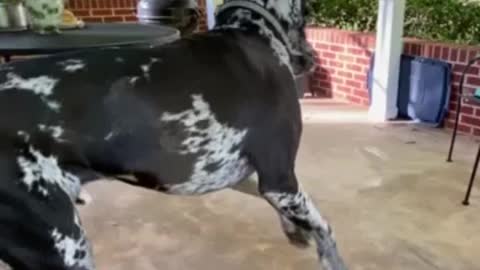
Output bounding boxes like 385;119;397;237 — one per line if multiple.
22;0;65;34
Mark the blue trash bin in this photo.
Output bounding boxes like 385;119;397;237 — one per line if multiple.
367;54;452;127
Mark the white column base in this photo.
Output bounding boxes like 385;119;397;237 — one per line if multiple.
368;103;399;122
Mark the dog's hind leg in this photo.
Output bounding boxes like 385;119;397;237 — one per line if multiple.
246;125;348;270
231;176;311;248
0;147;96;270
261;182;348;270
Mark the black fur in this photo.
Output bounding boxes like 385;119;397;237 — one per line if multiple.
0;0;347;269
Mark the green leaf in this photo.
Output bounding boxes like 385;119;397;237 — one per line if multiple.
307;0;480;45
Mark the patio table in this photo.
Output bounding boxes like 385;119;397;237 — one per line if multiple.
0;22;180;62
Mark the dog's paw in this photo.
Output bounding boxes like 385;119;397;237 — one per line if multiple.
280;216;311;248
285;227;312;248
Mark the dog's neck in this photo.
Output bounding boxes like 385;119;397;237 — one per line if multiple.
213;0;296;73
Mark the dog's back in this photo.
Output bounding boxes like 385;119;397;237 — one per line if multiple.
0;29;299;177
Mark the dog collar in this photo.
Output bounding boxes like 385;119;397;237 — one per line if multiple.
215;0;302;57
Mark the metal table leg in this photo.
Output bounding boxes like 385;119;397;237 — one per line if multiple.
463;143;480;205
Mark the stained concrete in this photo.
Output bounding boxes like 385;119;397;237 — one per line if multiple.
78;100;480;270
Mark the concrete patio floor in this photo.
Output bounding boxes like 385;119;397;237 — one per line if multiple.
78;100;480;270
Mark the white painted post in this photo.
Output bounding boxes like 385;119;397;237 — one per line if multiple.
368;0;406;121
206;0;216;29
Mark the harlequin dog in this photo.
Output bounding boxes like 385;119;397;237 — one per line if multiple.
0;0;349;269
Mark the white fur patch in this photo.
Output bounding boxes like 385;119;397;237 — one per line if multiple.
140;58;161;79
104;131;115;141
17;130;30;142
0;73;60;111
266;0;296;25
160;94;252;194
58;59;86;72
17;146;81;200
38;124;64;140
255;17;292;71
217;9;292;73
50;219;94;270
264;190;331;235
251;0;265;6
129;76;140;85
0;73;57;95
140;64;150;74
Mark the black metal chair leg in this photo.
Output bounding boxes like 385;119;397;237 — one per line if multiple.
446;89;463;162
463;143;480;206
447;56;480;163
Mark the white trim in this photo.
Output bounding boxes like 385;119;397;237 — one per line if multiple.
206;0;216;29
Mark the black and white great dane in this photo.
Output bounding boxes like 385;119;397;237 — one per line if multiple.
0;0;348;269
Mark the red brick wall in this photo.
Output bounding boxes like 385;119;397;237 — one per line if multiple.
307;27;480;136
306;28;374;106
66;0;208;31
196;0;208;32
66;0;137;22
